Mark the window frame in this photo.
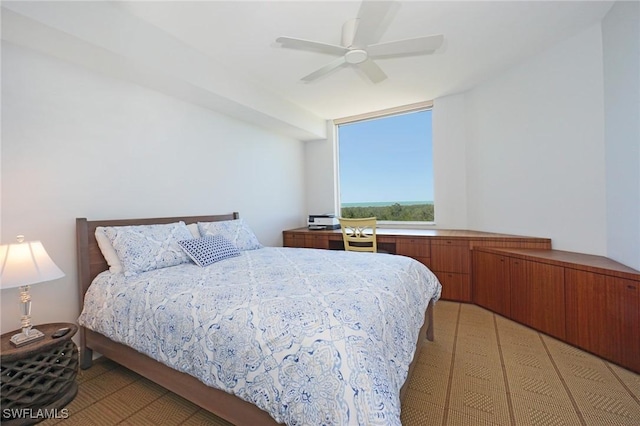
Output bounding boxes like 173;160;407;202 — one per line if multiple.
333;101;436;227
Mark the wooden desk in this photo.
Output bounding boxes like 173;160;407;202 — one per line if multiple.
283;227;552;302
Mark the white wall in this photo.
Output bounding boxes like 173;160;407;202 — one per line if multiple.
303;121;337;221
432;94;468;229
463;23;607;254
0;42;306;333
602;1;640;270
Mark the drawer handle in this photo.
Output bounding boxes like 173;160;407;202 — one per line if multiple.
628;285;637;290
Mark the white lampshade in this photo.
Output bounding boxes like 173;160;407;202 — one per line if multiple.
0;239;65;289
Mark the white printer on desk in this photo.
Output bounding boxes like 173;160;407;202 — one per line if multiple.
308;214;340;230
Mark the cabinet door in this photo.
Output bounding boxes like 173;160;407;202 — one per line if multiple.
436;271;471;302
472;251;510;317
431;240;470;273
565;270;640;372
510;258;565;339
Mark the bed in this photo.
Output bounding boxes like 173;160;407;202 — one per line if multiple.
76;213;442;425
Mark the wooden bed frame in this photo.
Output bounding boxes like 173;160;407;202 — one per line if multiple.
76;213;435;425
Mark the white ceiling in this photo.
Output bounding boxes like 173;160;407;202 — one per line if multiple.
112;0;615;119
1;0;615;139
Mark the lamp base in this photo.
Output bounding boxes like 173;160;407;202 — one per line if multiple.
10;328;45;347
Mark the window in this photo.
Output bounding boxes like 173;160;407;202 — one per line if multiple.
336;103;434;222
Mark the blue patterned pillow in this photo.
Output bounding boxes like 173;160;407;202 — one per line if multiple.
104;222;193;277
197;219;263;251
178;235;241;267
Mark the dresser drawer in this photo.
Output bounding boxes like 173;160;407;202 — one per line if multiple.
305;234;329;249
284;233;306;248
396;237;431;258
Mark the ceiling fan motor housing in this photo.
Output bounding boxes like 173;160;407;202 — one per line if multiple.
345;49;368;64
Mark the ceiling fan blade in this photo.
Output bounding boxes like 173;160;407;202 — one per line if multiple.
356;58;387;83
368;34;445;58
276;36;349;56
352;0;400;47
301;57;347;83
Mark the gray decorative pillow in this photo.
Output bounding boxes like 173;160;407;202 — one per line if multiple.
197;219;263;251
178;235;241;267
104;221;193;276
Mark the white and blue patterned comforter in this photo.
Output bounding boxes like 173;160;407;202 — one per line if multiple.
79;247;441;425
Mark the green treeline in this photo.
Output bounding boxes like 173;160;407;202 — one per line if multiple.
341;203;434;222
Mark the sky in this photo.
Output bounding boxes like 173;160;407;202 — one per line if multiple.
338;109;434;205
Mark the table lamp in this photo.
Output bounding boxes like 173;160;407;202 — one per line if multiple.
0;235;65;346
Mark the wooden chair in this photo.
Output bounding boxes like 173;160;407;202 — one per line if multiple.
339;217;378;253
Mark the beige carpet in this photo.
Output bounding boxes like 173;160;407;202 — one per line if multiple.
42;301;640;425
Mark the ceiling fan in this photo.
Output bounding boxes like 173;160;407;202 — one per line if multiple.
276;0;444;84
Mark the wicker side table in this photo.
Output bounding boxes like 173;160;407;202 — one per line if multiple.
1;323;79;425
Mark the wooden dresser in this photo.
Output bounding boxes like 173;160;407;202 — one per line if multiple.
472;247;640;373
282;227;551;302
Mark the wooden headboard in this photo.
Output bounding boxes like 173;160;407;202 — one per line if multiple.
75;212;239;304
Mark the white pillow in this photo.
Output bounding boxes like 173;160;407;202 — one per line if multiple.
197;219;263;251
103;221;193;276
187;223;200;238
95;227;123;274
95;223;202;274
